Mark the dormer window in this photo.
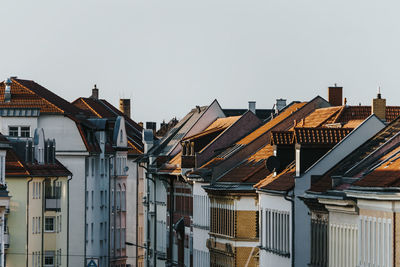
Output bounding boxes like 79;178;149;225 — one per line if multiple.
8;126;30;137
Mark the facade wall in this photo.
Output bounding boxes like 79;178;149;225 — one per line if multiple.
56;155;86;266
6;178;28;267
126;160;138;267
258;193;291;267
193;182;210;267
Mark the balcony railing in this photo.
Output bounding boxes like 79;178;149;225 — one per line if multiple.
45;198;61;211
4;230;9;249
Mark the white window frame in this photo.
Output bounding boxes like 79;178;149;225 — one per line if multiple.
45;217;55;233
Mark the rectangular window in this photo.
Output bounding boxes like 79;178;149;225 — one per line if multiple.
264;209;290;256
85;224;88;242
91;223;94;242
45;217;55;232
44;251;55;267
91;158;95;176
38;217;41;233
8;126;18;137
59;215;62;232
20;126;30;137
91;191;94;209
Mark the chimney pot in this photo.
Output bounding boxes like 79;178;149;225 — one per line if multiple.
248;101;256;114
119;99;131;118
328;85;343;106
372;89;386;121
90;84;99;99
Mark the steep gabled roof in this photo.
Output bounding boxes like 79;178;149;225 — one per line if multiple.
236;102;307;145
0;79;87;115
255;162;296;192
72;97;144;154
310;116;400;192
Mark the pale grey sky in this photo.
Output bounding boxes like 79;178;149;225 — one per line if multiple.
1;0;400;124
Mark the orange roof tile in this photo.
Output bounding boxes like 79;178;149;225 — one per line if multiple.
255;162;296;191
236;102;307;145
294;127;353;145
299;106;343;128
271;131;294;145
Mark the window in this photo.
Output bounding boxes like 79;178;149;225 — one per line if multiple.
45;217;55;232
264;209;290;256
21;126;30;137
8;126;30;137
91;223;94;242
91;158;95;176
8;126;18;137
91;191;94;209
59;215;62;232
85;223;88;243
44;251;55;267
38;217;41;233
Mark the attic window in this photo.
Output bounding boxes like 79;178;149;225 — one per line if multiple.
120;130;123;144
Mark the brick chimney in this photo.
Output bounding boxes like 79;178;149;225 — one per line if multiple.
90;84;99;99
119;99;131;118
328;85;343;106
372;87;386;121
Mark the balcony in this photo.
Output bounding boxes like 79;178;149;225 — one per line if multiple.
45;198;61;211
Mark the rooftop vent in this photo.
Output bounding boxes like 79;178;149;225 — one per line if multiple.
248;101;256;114
119;99;131;118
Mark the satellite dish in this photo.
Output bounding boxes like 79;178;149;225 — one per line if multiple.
266;156;280;172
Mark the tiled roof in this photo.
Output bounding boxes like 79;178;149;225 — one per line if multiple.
299;106;343;128
5;149;71;177
270;128;352;146
0;79;86;115
182;116;240;141
255;162;296;192
236;102;307;145
271;131;294;145
73;97;144;154
309;116;400;193
218;144;274;183
294;127;353;145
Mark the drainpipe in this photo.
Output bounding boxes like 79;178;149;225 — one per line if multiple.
168;177;174;266
67;175;72;267
27;177;33;267
284;191;294;267
85;158;88;266
41;179;45;266
135;160;139;267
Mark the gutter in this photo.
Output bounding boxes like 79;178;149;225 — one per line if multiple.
67;175;72;267
136;160;139;267
27;177;33;267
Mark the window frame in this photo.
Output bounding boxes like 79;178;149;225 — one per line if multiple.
44;217;55;233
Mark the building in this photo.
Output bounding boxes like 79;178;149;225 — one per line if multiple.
73;87;144;267
255;88;400;267
5;128;70;267
202;98;326;267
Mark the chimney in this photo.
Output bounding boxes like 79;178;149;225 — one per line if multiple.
372;87;386;121
4;78;12;103
119;99;131;118
146;122;157;134
328;84;343;106
275;99;287;113
90;84;99;99
248;101;256;114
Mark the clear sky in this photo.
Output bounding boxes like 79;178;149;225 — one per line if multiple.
1;0;400;125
